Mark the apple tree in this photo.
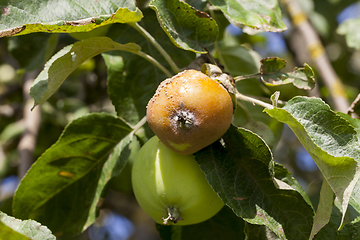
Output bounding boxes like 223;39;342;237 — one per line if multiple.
0;0;360;239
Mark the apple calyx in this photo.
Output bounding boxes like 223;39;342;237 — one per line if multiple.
162;206;183;225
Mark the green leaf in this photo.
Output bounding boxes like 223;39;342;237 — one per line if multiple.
314;202;360;239
217;45;262;76
83;134;134;230
261;57;287;73
0;211;55;240
13;113;132;236
337;18;360;50
108;136;141;193
243;120;276;149
208;0;287;32
274;163;312;207
0;221;29;240
186;0;208;11
0;0;143;37
102;53;139;124
310;180;334;239
195;125;314;240
349;182;360;219
337;113;360;219
30;37;141;108
150;0;219;53
244;222;280;240
266;96;360;230
271;91;280;108
0;120;25;144
260;58;315;90
338;113;360;152
156;206;245;240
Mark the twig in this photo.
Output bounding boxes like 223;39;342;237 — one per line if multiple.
235;90;274;109
0;144;5;173
134;51;173;78
204;48;218;65
129;22;180;74
282;0;349;113
347;93;360;115
234;73;263;82
248;95;287;106
17;71;41;178
131;116;147;136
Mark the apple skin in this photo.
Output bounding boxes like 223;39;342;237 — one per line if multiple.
131;135;224;225
147;69;233;155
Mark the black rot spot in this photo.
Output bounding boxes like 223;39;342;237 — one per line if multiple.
2;7;10;16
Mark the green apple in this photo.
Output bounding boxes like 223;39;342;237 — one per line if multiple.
132;135;224;225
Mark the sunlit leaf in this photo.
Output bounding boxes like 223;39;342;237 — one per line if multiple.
266;96;360;230
30;37;141;108
337;18;360;50
208;0;287;32
260;58;315;90
338;113;360;218
0;221;29;240
0;211;55;240
310;180;334;239
0;0;142;37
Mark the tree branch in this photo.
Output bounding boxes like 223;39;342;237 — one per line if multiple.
17;71;41;178
282;0;349;113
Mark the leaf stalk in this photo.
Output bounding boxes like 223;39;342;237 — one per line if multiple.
235;90;274;109
129;22;180;74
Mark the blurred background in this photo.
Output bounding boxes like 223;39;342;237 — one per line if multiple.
1;0;360;239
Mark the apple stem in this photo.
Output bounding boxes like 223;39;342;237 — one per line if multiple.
162;206;183;225
134;51;173;78
129;22;180;74
235;90;274;109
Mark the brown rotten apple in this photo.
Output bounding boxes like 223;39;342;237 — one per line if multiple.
147;69;233;155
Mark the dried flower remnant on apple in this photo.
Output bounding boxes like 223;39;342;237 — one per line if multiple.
146;69;234;155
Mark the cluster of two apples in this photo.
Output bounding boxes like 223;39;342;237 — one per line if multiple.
132;69;234;225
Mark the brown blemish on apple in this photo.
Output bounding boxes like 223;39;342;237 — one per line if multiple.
147;69;233;155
